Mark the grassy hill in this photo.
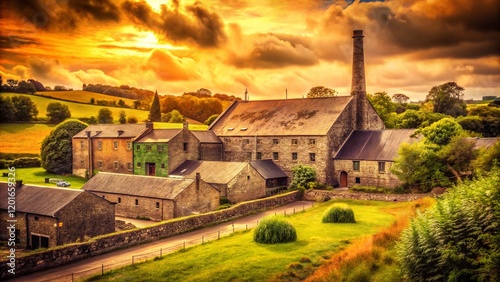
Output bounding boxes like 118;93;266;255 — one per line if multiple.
35;90;138;106
1;92;150;122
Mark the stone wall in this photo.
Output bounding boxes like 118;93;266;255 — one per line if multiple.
303;190;430;202
168;128;200;174
199;143;223;161
226;164;266;203
334;159;402;188
0;191;300;279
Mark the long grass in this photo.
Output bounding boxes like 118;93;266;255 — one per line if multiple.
305;197;436;282
0;123;56;154
86;200;414;282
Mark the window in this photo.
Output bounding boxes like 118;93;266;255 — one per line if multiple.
247;152;252;160
80;141;84;149
98;161;103;169
137;162;141;168
257;139;262;144
161;163;165;169
378;162;386;173
273;152;279;160
256;152;262;160
247;175;250;180
157;145;163;152
98;141;102;150
102;195;105;199
135;199;139;206
113;141;118;150
80;160;84;167
118;197;121;204
308;139;316;145
292;152;298;160
127;141;132;150
353;161;360;171
146;145;152;151
183;142;188;151
136;145;140;151
114;161;119;170
291;139;298;145
273;139;279;145
309;153;316;162
156;202;160;209
34;216;39;221
355;177;361;184
127;162;132;170
243;139;250;144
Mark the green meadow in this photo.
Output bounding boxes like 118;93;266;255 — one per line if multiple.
87;199;414;282
0;167;87;188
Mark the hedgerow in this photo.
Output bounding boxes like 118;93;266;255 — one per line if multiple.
397;169;500;281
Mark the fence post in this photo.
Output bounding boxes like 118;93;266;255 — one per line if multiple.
232;224;234;233
218;231;220;239
294;208;295;214
160;248;162;258
132;255;134;266
183;241;185;250
102;264;104;276
246;224;247;230
202;235;204;244
284;210;286;216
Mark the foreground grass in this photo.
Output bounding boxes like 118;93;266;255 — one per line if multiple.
0;123;56;154
306;197;436;282
0;167;87;188
87;200;414;282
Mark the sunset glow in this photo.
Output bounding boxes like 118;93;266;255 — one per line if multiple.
0;0;498;100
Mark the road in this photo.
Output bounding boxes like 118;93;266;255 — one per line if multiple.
9;201;314;282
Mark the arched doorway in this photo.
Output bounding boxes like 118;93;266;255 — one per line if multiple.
340;171;348;187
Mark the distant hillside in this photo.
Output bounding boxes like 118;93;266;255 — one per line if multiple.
35;90;138;107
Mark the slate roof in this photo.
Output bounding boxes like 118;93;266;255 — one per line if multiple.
73;124;150;138
136;129;181;142
335;129;418;161
209;96;354;136
82;172;195;199
250;160;288;179
0;183;83;217
169;160;249;184
191;130;222;143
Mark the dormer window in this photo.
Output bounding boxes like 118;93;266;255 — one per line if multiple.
228;128;234;131
240;128;247;131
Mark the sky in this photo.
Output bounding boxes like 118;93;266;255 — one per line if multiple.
0;0;499;101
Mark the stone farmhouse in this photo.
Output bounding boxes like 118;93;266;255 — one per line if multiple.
170;159;288;203
0;183;114;249
82;172;219;221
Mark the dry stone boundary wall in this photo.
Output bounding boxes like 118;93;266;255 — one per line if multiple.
1;191;300;279
304;190;430;202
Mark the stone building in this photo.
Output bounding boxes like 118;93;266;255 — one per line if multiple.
0;183;115;249
82;172;220;221
72;123;153;178
133;123;222;177
334;129;418;188
208;30;384;186
169;160;287;203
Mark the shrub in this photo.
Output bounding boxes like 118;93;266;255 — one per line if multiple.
322;204;356;223
10;157;41;168
0;160;13;169
253;216;297;244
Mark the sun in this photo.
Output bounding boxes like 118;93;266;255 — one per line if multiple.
144;0;169;13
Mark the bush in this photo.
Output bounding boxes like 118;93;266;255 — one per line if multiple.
10;157;41;168
253;216;297;244
322;204;356;223
0;160;13;169
397;169;500;282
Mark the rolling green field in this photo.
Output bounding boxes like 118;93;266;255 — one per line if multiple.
1;93;150;122
0;167;87;188
35;90;138;105
87;200;407;282
0;123;56;154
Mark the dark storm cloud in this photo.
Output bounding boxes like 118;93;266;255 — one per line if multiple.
4;0;121;31
121;0;227;48
0;35;39;49
227;34;319;69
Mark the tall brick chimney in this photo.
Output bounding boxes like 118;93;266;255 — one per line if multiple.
351;30;368;130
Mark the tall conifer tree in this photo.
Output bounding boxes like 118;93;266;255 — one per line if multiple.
149;90;161;122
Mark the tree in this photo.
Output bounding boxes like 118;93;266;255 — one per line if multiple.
54;85;67;91
118;99;126;107
90;98;95;104
133;100;141;109
41;119;88;174
472;140;500;176
290;165;316;190
27;79;45;91
307;86;337;98
118;110;127;124
395;109;424;129
46;102;71;123
205;114;219;126
149;91;161;122
367;91;397;128
97;108;113;124
196;88;212;97
0;96;15;122
16;80;36;94
426;82;467;117
6;79;18;88
392;93;410;105
127;116;138;124
418;117;463;146
438;136;477;182
11;95;38;121
169;109;184;123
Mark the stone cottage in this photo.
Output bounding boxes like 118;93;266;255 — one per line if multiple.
169;160;287;203
0;182;115;249
334;129;418;188
82;172;220;221
72;123;153;178
208;30;384;186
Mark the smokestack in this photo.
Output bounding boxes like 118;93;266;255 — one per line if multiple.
351;30;368;130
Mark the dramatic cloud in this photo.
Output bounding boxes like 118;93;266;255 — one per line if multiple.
143;49;198;81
